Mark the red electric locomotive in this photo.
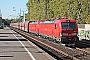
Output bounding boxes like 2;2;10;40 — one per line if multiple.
37;17;79;44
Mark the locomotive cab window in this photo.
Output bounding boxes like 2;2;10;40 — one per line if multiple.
61;22;76;29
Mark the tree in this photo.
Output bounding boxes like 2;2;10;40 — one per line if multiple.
26;0;90;24
85;16;90;24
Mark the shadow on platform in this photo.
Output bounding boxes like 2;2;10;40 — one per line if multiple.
0;33;17;34
0;39;27;41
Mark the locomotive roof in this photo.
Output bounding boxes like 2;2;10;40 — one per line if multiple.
30;21;36;24
40;19;54;24
29;17;76;24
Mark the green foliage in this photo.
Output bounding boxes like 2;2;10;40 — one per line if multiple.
85;16;90;24
26;0;90;24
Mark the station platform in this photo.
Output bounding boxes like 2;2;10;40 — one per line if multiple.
0;26;55;60
0;27;25;40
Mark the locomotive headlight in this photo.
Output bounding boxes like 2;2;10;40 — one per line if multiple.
72;33;77;36
60;33;62;36
62;33;68;36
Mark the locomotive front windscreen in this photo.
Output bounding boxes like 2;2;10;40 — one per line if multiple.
61;22;76;29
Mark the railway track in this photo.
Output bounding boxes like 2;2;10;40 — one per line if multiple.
10;27;90;60
75;39;90;55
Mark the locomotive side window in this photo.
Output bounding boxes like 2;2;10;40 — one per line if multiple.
61;22;76;29
55;24;56;29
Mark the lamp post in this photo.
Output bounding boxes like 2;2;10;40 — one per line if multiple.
13;7;16;20
22;10;27;22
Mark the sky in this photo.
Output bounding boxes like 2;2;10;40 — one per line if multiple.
0;0;28;19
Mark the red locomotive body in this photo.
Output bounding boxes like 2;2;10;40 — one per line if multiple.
39;20;54;36
38;18;79;44
56;18;78;43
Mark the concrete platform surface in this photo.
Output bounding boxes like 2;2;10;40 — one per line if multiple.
0;27;56;60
